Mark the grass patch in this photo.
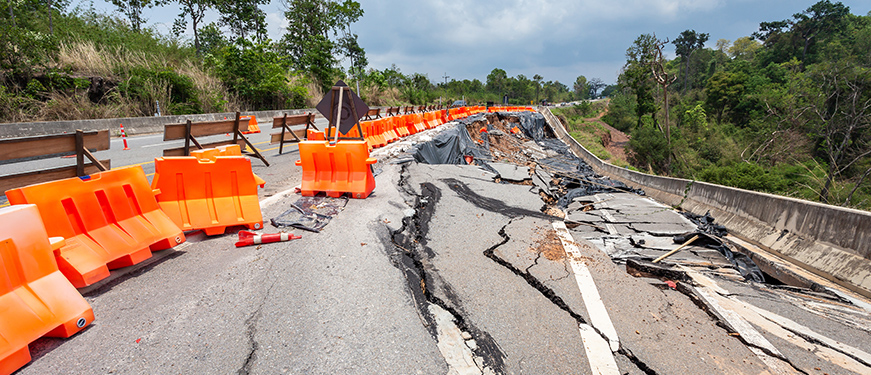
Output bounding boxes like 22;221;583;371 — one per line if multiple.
568;130;612;161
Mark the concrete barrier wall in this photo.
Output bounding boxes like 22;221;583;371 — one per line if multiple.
540;108;871;295
0;108;321;139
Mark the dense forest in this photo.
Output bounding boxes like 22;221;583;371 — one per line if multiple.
602;1;870;210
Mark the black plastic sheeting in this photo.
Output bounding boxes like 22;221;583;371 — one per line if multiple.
271;195;348;232
510;111;550;141
681;211;728;237
532;139;645;207
411;122;489;165
537;153;645;207
674;231;765;283
409;111;644;206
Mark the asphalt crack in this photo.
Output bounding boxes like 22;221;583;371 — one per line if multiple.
402;167;661;374
484;222;660;375
388;168;506;374
237;251;281;375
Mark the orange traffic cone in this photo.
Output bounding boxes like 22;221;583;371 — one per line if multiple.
120;123;129;150
235;231;301;247
242;116;261;134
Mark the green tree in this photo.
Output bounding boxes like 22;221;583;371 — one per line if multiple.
672;29;709;92
207;39;307;109
279;0;365;91
173;0;213;55
532;74;542;102
198;22;227;55
215;0;268;43
487;68;508;95
622;33;658;128
573;75;588;100
715;38;730;53
705;71;746;123
728;36;761;60
109;0;154;32
588;78;605;99
789;0;850;63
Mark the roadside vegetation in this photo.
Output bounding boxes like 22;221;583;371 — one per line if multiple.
3;1;865;211
604;1;871;210
552;101;636;169
0;0;598;124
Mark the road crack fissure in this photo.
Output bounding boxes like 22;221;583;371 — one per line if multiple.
388;167;506;373
237;252;282;375
484;223;660;374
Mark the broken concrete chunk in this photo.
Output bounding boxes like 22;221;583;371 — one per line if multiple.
566;211;603;223
490;162;531;182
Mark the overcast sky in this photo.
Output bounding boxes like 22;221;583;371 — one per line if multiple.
83;0;869;86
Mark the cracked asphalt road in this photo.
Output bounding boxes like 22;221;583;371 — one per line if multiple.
14;116;871;374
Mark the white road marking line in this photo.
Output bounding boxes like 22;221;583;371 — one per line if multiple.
682;270;797;374
553;221;621;354
142;142;183;148
578;324;620;375
739;295;871;367
593;195;618;235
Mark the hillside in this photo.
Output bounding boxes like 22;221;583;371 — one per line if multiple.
603;1;871;211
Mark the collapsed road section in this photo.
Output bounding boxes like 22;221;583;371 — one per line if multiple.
386;110;871;375
13;108;871;375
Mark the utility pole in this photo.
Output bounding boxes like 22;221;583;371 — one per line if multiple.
442;73;450;86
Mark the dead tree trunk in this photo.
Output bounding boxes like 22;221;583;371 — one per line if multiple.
650;37;678;173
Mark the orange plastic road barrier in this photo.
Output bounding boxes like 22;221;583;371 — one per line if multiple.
391;117;409;138
412;113;426;133
295;140;377;199
388;117;403;142
423;112;436;129
190;144;245;161
370;119;386;147
380;118;396;142
5;167;185;288
401;114;417;135
438;110;448;125
360;120;375;150
0;205;95;374
190;145;266;188
151;156;264;236
308;129;326;141
191;144;243;161
241;116;261;134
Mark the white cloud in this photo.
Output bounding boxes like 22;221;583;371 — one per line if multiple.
265;12;289;41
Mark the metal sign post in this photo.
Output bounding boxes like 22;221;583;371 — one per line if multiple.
316;80;369;143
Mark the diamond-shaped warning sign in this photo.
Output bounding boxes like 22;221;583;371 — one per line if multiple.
316;80;369;135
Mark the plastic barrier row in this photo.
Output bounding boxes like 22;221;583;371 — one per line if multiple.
307;106;530;151
1;143;268;373
6;167;186;288
488;106;536;113
294;106;531;199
